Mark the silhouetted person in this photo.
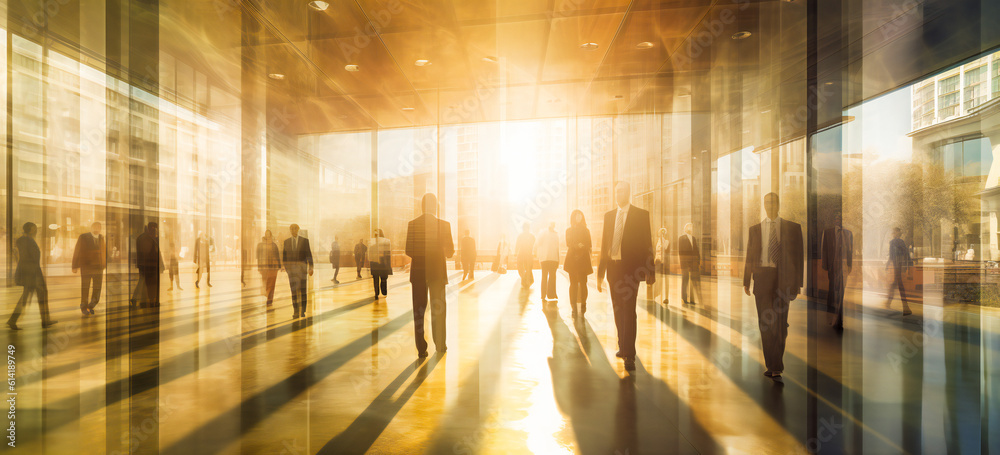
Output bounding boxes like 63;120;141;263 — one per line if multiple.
885;227;912;316
565;210;593;317
678;223;702;305
493;235;510;273
822;211;853;329
369;229;392;299
72;221;106;315
329;236;341;283
194;231;213;288
283;224;314;318
460;230;477;280
354;238;367;279
597;182;654;371
538;222;560;301
655;227;671;305
405;193;454;357
743;193;803;380
257;230;281;308
516;223;535;288
167;240;182;291
136;222;164;308
7;222;57;329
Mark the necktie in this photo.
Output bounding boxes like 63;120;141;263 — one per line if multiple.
768;221;779;266
611;209;625;258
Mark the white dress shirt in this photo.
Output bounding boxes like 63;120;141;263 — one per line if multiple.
611;203;631;261
760;217;781;267
537;230;560;262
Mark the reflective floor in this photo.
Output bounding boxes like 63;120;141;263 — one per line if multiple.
3;268;999;454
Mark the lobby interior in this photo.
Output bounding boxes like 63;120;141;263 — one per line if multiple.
2;0;1000;453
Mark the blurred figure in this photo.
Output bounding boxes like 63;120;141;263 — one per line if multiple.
460;230;477;280
369;229;392;299
743;193;804;380
564;210;593;317
677;223;702;305
516;223;536;288
136;222;164;308
329;236;341;284
354;238;368;279
822;211;853;329
884;227;912;316
257;230;281;308
282;224;314;318
167;240;182;291
537;222;560;301
654;228;671;305
493;235;510;274
7;222;57;329
194;231;213;288
597;182;654;371
72;221;106;315
405;193;454;358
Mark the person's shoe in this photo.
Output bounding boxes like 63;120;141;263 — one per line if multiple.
129;299;137;307
168;286;173;291
662;299;669;305
195;281;200;289
615;350;624;358
763;370;774;377
883;300;892;309
334;280;340;284
89;309;95;315
81;306;90;315
6;322;20;331
418;351;429;358
208;283;213;287
292;312;300;318
903;307;913;316
178;286;184;290
624;358;636;371
42;321;59;329
769;372;782;380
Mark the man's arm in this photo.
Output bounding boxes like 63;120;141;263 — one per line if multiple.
304;239;314;267
743;226;756;293
405;221;415;259
641;210;655;284
596;212;610;290
442;221;455;258
72;234;83;271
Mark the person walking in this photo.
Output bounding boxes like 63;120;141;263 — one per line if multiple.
884;227;913;316
135;222;164;308
354;238;367;279
460;230;477;280
405;193;454;358
283;224;314;318
515;223;535;288
537;222;560;301
654;228;671;305
167;240;182;291
369;229;393;299
7;222;57;329
72;221;106;315
564;210;593;317
194;231;213;288
329;236;341;284
678;223;702;305
822;211;853;329
257;230;282;308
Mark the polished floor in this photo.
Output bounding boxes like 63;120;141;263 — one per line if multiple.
3;266;999;454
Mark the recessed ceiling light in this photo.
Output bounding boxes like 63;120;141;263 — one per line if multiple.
824;81;835;86
731;31;752;40
415;59;431;67
678;93;691;98
308;1;329;11
635;41;655;49
482;56;499;63
614;95;624;100
760;109;771;113
345;64;360;72
580;42;599;50
267;73;285;80
401;107;415;111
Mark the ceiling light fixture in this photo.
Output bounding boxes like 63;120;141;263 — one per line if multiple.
731;31;752;40
580;42;599;50
401;107;415;111
415;59;431;67
614;95;624;100
482;56;499;63
308;1;329;11
345;64;360;72
678;93;691;98
267;73;285;80
635;41;655;49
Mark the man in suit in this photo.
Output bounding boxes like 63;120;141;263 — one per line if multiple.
677;223;702;305
135;222;163;308
282;224;314;318
330;236;341;284
72;221;106;315
405;193;455;358
597;182;655;371
822;211;853;330
743;193;804;380
515;223;535;288
354;238;367;279
7;222;57;329
194;232;213;288
460;230;477;280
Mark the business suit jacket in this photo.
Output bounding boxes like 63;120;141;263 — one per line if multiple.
14;235;44;287
743;219;804;293
405;214;455;284
597;205;654;282
282;236;314;267
135;232;163;272
821;227;853;276
72;233;106;271
677;234;700;270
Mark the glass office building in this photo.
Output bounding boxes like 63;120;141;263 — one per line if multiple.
1;0;999;453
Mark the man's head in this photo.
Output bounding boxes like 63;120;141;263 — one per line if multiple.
464;229;471;237
421;193;437;216
23;222;37;237
764;193;780;219
264;229;273;241
147;222;158;237
91;221;102;236
289;224;300;237
684;223;693;236
893;227;902;239
832;211;843;228
615;182;631;208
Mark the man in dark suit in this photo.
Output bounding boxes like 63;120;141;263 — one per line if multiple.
597;182;655;371
460;230;477;280
135;222;163;308
405;193;455;358
72;221;106;315
283;224;314;318
677;223;702;305
7;222;57;329
822;211;853;330
354;238;367;279
743;193;804;380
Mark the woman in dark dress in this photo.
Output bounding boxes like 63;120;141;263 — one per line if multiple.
564;210;593;317
7;222;57;329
